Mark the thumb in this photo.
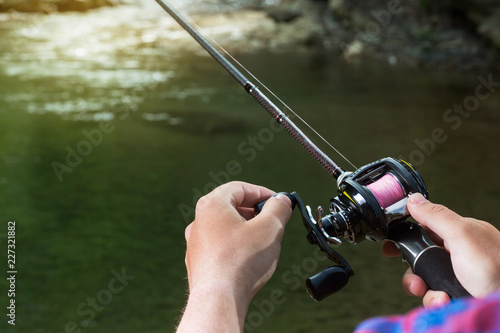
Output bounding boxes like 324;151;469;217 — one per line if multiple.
254;194;293;229
407;193;465;241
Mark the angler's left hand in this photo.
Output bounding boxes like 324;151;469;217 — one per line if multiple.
177;181;292;332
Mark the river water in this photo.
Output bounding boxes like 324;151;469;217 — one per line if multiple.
0;2;499;332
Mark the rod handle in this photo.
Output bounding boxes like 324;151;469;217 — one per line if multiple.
387;220;471;299
413;246;470;299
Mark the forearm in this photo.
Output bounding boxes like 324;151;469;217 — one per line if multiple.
176;283;249;333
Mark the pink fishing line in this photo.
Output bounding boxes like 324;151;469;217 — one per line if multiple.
366;174;405;208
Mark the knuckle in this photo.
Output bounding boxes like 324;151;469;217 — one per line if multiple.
268;197;291;214
476;219;500;234
426;203;450;218
195;194;213;213
218;181;243;193
425;203;466;227
184;223;192;241
453;218;472;236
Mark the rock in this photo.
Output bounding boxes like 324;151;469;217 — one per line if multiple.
328;0;350;20
477;9;500;48
56;0;115;12
328;0;341;11
341;39;364;60
266;7;302;23
451;0;500;48
0;0;115;13
265;0;307;24
453;0;499;17
0;0;57;13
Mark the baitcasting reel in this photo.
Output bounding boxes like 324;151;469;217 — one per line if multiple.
256;157;470;301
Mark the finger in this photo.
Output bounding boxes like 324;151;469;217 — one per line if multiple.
233;182;276;208
407;193;466;243
237;207;256;220
213;181;275;209
382;241;401;257
422;290;450;308
195;181;274;217
401;267;428;297
185;223;192;242
253;194;293;231
184;224;192;269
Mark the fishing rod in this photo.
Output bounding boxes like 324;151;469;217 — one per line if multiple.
154;0;344;179
156;0;470;301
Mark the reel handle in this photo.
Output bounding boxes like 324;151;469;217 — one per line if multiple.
387;220;470;299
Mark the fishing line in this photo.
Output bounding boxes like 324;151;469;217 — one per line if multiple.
366;173;405;208
162;1;357;170
213;44;357;170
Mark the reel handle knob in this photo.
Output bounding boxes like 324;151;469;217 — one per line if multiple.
306;266;350;302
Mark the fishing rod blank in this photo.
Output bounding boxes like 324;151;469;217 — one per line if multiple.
155;0;344;179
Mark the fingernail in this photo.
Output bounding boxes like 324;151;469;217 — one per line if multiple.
408;282;417;296
409;193;428;205
275;194;292;208
430;297;444;307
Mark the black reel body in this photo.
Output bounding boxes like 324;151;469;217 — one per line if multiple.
257;157;469;301
321;157;428;245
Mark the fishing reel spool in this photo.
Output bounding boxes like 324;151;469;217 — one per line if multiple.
287;157;429;301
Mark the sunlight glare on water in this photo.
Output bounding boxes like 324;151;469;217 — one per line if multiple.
0;0;224;119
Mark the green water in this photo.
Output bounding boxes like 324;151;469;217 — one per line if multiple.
0;4;500;333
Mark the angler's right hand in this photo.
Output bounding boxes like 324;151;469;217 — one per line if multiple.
383;193;500;308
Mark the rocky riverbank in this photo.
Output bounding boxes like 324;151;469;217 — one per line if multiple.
257;0;500;71
0;0;116;13
1;0;499;71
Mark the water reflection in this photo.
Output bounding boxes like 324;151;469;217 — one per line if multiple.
0;2;499;333
0;2;203;119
